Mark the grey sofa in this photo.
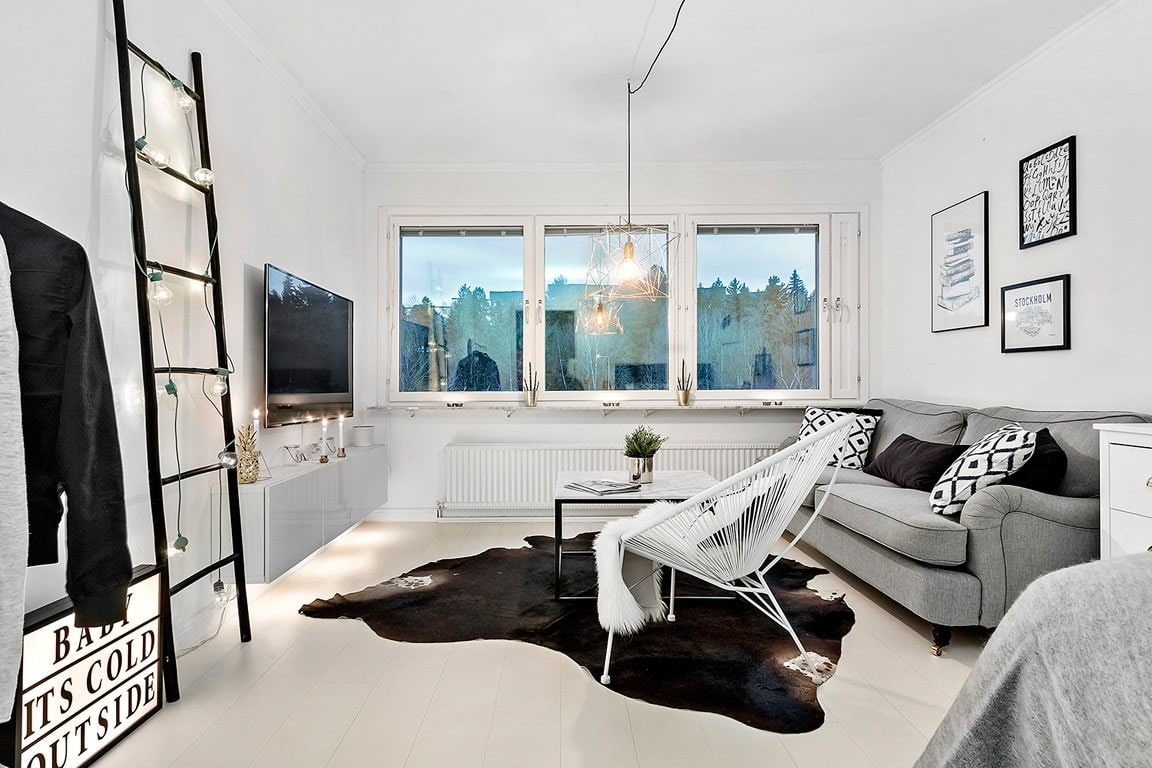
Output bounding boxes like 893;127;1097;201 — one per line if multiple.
788;398;1151;653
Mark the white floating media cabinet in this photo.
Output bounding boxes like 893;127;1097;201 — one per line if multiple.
233;444;388;582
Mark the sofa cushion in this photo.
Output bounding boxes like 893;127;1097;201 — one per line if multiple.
963;407;1151;497
805;465;897;508
816;485;969;566
1002;428;1067;494
932;424;1037;515
864;398;972;460
799;407;879;469
863;433;969;492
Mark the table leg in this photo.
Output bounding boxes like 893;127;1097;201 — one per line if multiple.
554;498;562;600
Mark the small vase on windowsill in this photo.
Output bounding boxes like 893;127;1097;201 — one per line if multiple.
522;362;540;407
675;360;693;408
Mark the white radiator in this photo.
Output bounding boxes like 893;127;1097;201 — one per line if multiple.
441;442;778;517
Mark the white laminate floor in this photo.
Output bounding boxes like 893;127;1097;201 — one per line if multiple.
98;520;983;768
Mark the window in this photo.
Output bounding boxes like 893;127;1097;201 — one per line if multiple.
397;227;523;393
387;212;859;404
543;227;669;392
695;225;819;391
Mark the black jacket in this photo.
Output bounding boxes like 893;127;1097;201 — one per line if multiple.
1;202;131;626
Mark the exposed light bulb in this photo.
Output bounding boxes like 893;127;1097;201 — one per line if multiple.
218;450;238;469
147;272;173;305
595;303;606;327
192;167;215;187
168;534;189;560
172;80;195;113
213;579;228;605
622;237;635;261
617;251;641;282
134;138;169;169
210;373;229;396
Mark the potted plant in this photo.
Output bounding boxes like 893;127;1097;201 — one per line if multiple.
623;425;667;484
522;362;540;407
676;359;694;406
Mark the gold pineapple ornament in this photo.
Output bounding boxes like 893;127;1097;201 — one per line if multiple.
236;423;260;484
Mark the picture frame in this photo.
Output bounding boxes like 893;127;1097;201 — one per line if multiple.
1001;274;1071;352
931;191;988;332
1019;136;1076;249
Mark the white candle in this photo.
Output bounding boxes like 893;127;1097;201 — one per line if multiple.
252;408;260;438
322;417;329;441
338;414;345;450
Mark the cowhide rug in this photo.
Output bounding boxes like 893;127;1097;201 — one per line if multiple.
299;533;854;733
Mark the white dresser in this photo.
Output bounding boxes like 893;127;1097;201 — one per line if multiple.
1096;424;1152;559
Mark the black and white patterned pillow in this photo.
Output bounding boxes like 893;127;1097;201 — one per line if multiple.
931;424;1037;515
797;407;879;470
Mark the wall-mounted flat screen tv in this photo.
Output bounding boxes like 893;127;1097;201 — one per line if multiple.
264;264;353;427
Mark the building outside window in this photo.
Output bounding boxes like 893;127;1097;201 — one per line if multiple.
398;226;524;393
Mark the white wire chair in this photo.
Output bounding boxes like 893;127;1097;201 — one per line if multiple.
595;413;858;685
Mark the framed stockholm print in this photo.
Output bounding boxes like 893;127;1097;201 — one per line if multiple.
1001;274;1070;352
1020;136;1076;249
931;191;988;332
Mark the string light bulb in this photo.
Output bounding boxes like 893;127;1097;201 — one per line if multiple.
595;303;607;327
168;534;189;560
192;167;215;187
218;450;238;469
134;138;169;169
209;370;229;396
171;79;195;113
147;271;173;305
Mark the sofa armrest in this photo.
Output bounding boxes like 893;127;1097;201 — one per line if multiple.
960;484;1100;530
959;484;1100;627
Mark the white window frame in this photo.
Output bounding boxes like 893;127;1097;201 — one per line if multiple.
686;213;832;402
381;207;862;407
388;214;534;404
533;213;680;405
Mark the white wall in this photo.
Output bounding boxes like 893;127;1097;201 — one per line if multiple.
0;1;365;647
363;161;881;514
879;0;1152;412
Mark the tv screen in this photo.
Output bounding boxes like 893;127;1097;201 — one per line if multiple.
264;264;353;427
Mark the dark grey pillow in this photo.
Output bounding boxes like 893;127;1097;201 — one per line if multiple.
863;433;969;492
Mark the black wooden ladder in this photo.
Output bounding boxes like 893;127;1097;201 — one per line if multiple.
112;0;252;703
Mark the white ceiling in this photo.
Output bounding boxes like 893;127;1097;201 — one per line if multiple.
221;0;1107;165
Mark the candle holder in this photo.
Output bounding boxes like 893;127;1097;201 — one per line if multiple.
319;454;329;464
337;447;346;458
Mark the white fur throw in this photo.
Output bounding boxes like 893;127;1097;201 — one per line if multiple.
594;501;673;634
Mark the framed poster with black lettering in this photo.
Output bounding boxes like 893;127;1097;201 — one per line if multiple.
1020;136;1076;249
0;566;163;768
1001;274;1071;352
932;191;988;332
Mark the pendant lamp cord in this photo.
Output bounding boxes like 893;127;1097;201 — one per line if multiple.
625;0;687;228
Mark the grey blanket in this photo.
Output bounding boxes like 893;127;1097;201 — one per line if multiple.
917;552;1152;767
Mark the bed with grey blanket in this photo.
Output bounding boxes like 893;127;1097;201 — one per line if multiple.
916;552;1152;767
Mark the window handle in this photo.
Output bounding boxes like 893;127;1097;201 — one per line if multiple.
537;299;543;324
834;297;843;320
821;297;829;317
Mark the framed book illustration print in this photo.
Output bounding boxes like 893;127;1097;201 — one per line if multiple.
1001;274;1070;352
1020;136;1076;249
931;191;988;332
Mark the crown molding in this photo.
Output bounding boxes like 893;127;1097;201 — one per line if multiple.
882;0;1128;165
364;159;878;175
206;0;366;169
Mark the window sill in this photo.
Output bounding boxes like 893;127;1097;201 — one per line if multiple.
366;401;864;418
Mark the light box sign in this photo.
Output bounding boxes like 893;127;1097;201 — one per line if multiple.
2;567;164;768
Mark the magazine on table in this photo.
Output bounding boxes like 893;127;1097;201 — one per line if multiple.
564;479;641;496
